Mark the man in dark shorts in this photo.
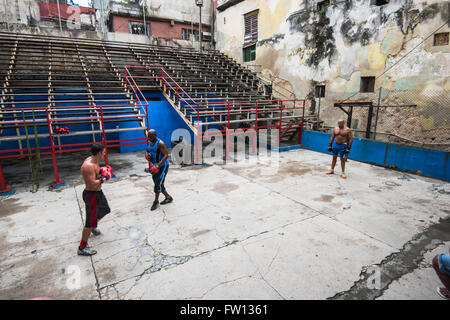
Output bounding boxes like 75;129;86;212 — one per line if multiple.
432;251;450;299
326;119;353;179
78;143;111;256
146;129;173;211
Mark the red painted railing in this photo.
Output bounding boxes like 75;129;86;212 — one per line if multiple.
0;102;149;193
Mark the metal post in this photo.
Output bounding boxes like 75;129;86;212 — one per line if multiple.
100;105;109;165
199;5;202;53
299;100;305;145
373;87;382;141
0;161;14;195
347;106;353;128
56;0;63;33
46;108;64;187
317;92;321;130
3;0;9;32
142;0;146;36
366;103;374;139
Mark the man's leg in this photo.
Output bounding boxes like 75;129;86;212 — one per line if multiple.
161;190;173;205
79;191;98;256
78;227;97;256
433;255;450;298
340;157;347;178
326;155;338;174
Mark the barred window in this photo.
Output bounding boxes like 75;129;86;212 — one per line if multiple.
244;11;258;46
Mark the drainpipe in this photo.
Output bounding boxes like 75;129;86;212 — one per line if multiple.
199;5;202;53
56;0;63;33
142;0;146;36
3;0;9;32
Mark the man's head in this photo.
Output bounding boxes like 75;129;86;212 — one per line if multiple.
338;119;345;129
148;129;157;143
91;143;105;160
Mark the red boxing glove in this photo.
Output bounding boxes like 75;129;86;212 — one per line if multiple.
105;165;113;177
150;165;159;175
99;166;112;181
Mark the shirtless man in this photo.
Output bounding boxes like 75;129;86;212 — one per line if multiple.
78;143;111;256
326;119;353;179
146;129;173;211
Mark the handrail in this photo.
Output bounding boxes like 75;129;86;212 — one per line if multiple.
125;65;200;126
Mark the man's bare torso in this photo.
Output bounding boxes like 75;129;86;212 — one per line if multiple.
334;126;351;144
81;156;101;191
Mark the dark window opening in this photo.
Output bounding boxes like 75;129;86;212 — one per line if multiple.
315;85;326;98
434;33;449;46
129;21;150;36
317;0;330;14
360;77;375;93
371;0;389;6
243;44;256;62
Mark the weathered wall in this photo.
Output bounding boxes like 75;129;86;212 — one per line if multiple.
143;0;213;26
0;0;102;39
215;0;450;145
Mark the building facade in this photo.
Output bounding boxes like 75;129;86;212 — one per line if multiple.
106;0;215;47
215;0;450;145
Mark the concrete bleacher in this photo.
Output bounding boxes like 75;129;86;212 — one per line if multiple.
0;32;307;154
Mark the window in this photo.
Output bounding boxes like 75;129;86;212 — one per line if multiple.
129;21;150;36
360;77;375;93
317;0;330;14
244;11;258;46
315;85;325;97
243;44;256;62
371;0;389;6
434;32;449;46
182;29;199;41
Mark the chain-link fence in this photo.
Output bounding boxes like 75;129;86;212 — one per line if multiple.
311;88;450;152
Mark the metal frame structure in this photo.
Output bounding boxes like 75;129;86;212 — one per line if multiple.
0;32;308;194
125;65;305;163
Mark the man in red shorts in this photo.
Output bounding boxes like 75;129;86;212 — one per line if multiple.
78;143;111;256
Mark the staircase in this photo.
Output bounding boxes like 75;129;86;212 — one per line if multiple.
0;32;309;158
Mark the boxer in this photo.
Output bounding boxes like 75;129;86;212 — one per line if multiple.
146;129;173;211
326;119;353;179
78;143;111;256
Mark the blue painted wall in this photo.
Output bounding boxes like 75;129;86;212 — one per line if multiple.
119;91;194;153
301;130;449;182
1;91;195;156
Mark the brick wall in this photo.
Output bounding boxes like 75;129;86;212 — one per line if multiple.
111;15;210;39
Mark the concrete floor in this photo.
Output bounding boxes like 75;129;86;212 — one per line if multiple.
0;148;449;300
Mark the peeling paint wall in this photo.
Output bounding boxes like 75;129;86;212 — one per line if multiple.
216;0;450;145
0;0;102;39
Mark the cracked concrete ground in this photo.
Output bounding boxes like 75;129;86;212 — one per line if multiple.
0;148;449;300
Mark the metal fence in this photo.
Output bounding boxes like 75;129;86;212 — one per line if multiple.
313;88;450;152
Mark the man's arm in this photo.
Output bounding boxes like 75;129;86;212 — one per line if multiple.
82;164;103;188
328;129;335;151
347;129;353;150
157;141;169;168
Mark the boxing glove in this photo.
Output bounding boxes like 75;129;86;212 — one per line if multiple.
150;165;159;175
328;144;333;152
99;166;112;181
344;147;350;155
105;165;113;177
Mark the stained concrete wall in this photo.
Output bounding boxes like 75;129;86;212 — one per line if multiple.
215;0;450;143
0;0;103;40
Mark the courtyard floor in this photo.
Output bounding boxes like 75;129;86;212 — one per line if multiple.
0;148;449;300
